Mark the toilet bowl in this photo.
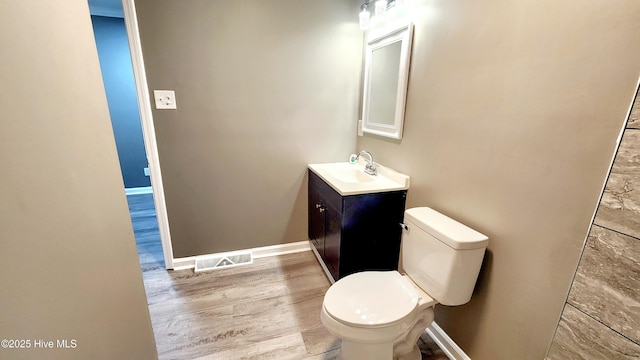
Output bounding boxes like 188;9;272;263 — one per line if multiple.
321;271;437;360
320;207;489;360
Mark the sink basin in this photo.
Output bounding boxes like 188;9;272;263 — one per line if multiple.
328;164;376;184
308;161;410;196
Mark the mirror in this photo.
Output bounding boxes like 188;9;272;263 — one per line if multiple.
362;23;413;139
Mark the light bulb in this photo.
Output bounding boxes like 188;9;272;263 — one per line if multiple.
375;0;387;17
359;8;370;30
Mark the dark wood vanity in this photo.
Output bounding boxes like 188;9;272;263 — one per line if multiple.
308;170;407;282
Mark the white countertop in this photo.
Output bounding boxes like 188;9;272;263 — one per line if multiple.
308;161;410;196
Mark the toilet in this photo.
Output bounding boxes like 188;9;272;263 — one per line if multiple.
321;207;488;360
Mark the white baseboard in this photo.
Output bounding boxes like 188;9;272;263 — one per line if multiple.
426;322;471;360
251;240;311;259
172;256;196;271
125;186;153;195
172;240;311;271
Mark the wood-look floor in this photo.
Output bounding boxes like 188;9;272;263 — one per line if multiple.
127;193;448;360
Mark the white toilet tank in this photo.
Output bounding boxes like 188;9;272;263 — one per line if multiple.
402;207;488;306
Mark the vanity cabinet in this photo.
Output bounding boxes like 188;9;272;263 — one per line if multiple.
308;170;407;282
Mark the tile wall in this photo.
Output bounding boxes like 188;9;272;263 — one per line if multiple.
546;94;640;359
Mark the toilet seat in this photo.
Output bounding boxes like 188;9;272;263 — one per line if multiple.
323;271;419;328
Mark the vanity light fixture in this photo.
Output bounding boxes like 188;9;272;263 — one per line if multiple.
359;0;406;30
359;4;371;30
375;0;388;17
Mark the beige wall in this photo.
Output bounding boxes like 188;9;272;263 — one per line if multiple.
357;0;640;359
135;0;363;258
0;2;157;359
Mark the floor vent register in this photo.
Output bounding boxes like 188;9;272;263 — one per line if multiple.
194;250;253;272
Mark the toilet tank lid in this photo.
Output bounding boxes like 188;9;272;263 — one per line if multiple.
404;207;488;250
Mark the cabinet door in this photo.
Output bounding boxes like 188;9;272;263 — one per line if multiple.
323;202;341;281
308;184;325;255
341;191;407;275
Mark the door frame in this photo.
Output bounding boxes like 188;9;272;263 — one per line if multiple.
122;0;174;269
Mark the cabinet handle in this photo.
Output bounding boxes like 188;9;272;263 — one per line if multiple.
315;203;322;209
399;223;409;231
319;208;325;213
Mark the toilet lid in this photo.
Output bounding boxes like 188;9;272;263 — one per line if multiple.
324;271;419;327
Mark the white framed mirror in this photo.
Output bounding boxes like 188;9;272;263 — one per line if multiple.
362;23;413;139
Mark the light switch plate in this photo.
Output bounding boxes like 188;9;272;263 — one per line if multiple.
153;90;177;109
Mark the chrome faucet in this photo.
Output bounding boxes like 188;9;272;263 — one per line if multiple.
356;150;377;175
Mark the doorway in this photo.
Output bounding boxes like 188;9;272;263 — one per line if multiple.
88;0;173;269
